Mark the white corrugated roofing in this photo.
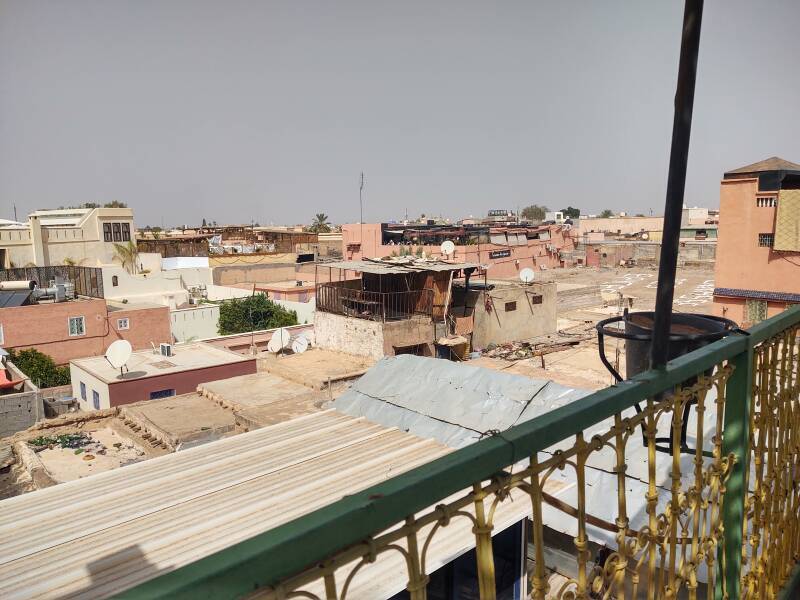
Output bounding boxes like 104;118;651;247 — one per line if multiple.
0;411;452;599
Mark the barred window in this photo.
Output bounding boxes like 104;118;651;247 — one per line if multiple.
758;233;774;247
103;223;113;242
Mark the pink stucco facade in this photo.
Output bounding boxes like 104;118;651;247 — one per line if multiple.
712;177;800;325
0;299;172;365
341;223;577;279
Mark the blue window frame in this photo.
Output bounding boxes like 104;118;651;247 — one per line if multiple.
80;382;87;401
149;388;176;400
92;390;100;410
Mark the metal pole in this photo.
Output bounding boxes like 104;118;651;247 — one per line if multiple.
650;0;704;369
359;172;364;257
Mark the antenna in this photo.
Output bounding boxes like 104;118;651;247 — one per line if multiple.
519;268;535;284
105;340;132;378
359;172;365;252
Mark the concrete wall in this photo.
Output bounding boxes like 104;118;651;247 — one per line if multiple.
171;305;221;343
0;298;172;365
583;241;716;267
71;362;111;410
556;284;603;311
212;263;297;286
0;228;35;267
273;298;316;325
0;360;44;438
575;216;664;235
102;266;189;307
381;318;435;356
314;311;385;360
712;296;790;327
469;282;557;348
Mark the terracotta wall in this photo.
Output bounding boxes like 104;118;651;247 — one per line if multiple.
0;299;171;364
341;224;577;279
712;297;789;327
714;178;797;294
107;359;257;407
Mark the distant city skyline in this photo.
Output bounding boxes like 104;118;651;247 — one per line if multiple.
2;1;799;227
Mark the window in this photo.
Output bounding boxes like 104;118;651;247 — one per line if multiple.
80;382;87;401
756;196;777;208
117;317;130;330
92;390;100;410
758;233;774;247
746;299;768;325
68;316;86;336
103;223;113;242
121;223;131;241
112;275;119;287
112;223;122;242
504;301;517;312
149;388;176;400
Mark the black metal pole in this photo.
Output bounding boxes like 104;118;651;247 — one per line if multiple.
650;0;704;369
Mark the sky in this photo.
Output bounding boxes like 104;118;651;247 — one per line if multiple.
1;1;799;228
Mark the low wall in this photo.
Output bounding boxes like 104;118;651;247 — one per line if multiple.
0;360;45;438
314;311;385;360
556;285;604;311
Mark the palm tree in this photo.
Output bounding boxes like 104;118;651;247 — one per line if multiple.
113;240;140;274
310;213;331;233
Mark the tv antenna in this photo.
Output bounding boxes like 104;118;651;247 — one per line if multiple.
359;172;365;249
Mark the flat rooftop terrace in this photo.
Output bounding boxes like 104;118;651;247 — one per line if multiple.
71;342;253;384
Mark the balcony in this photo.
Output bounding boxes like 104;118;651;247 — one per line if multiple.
316;281;434;322
116;307;800;599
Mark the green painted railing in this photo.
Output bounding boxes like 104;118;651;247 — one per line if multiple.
120;306;800;600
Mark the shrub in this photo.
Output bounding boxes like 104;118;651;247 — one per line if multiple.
218;294;298;335
7;348;71;388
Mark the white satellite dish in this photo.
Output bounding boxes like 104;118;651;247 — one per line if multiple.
291;336;309;354
105;340;132;374
519;268;535;284
301;329;315;346
267;328;293;353
440;240;455;256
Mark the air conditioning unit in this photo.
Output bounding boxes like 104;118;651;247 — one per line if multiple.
159;343;173;357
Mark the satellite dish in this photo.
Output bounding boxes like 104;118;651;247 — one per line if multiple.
440;240;455;256
301;329;315;346
106;340;132;370
641;232;649;240
267;328;292;353
291;336;309;354
519;268;535;284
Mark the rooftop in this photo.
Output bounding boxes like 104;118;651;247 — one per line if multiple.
724;156;800;176
324;258;479;275
70;342;252;383
0;411;451;598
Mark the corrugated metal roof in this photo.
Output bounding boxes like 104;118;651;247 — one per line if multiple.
0;411;452;599
334;355;590;448
323;259;479;275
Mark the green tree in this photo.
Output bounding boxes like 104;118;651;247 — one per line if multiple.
218;295;298;335
599;209;614;218
104;200;127;208
201;218;207;227
113;240;140;273
8;348;71;388
560;206;581;219
81;202;101;209
308;213;331;233
521;205;548;221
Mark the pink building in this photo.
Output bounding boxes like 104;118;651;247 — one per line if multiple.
0;297;172;365
713;157;800;326
342;223;578;279
70;342;257;410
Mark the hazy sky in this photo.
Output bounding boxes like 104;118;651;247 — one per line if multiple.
1;1;799;227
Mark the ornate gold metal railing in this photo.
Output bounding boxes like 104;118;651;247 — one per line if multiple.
121;307;800;600
741;321;800;598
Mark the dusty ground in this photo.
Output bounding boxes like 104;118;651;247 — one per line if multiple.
545;264;716;317
34;428;146;483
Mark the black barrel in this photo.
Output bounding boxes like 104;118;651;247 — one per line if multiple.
624;311;736;378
